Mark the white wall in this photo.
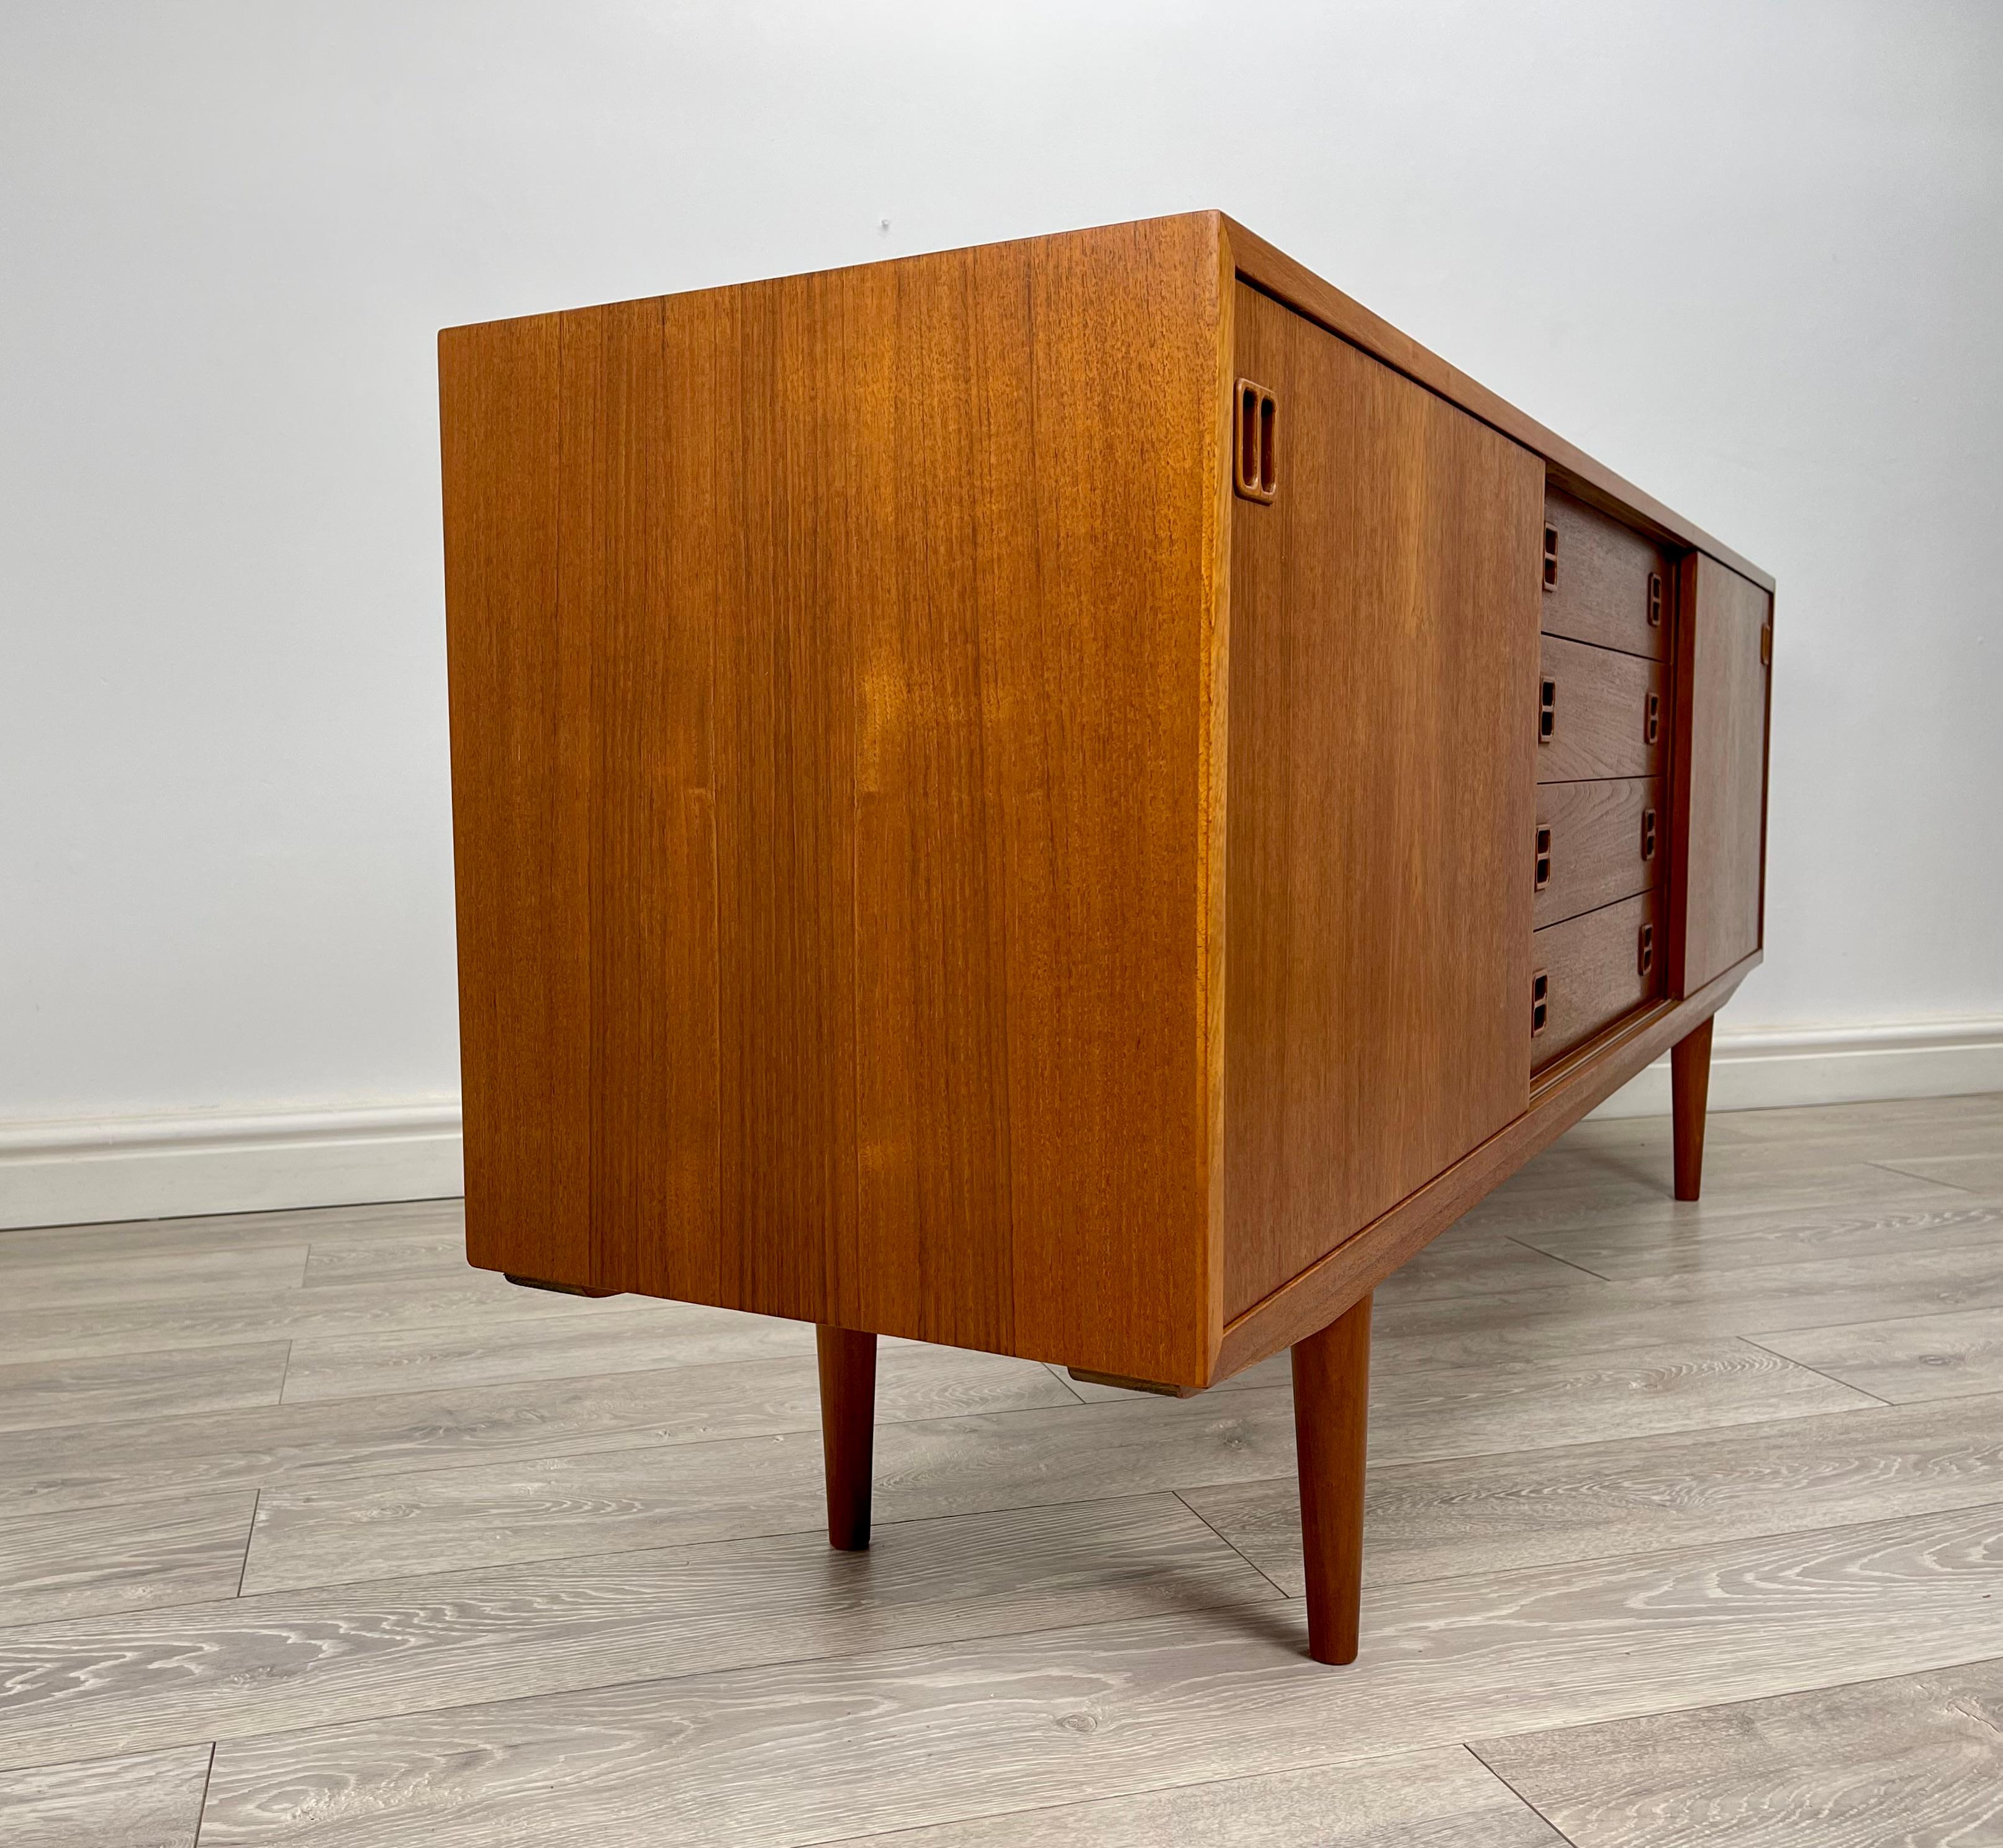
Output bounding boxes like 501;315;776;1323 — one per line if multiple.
4;1;2000;1222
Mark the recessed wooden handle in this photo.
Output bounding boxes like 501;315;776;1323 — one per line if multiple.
1234;378;1278;503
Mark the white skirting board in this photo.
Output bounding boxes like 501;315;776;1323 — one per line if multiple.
2;1021;2000;1231
0;1104;463;1232
1586;1017;2003;1119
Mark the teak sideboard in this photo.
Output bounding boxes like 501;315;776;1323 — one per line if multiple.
440;211;1773;1667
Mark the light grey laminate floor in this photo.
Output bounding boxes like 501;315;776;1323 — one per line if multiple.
2;1094;2001;1846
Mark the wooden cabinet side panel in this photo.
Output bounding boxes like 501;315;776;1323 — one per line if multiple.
710;217;1226;1368
440;314;594;1287
1222;285;1541;1320
445;216;1226;1375
1673;556;1772;992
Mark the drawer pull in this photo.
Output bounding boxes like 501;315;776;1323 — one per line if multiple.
1531;969;1550;1038
1638;922;1655;978
1641;807;1657;862
1539;677;1557;744
1647;571;1663;628
1534;824;1552;892
1543;523;1559;591
1644;692;1660;746
1234;378;1278;503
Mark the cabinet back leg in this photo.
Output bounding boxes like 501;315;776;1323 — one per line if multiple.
1291;1291;1372;1665
816;1326;877;1551
1672;1014;1715;1202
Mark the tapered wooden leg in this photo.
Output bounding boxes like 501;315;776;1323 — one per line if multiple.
816;1325;877;1551
1291;1291;1372;1665
1672;1014;1715;1202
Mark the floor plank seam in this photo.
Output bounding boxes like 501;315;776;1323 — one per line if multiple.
1041;1361;1090;1404
1461;1738;1585;1846
1729;1333;1897;1406
1868;1159;1986;1196
1496;1232;1612;1282
234;1488;260;1598
1169;1487;1298;1599
17;1374;1986;1534
190;1740;217;1848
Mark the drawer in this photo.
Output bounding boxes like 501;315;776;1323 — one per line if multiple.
1537;634;1667;782
1534;776;1663;929
1531;890;1662;1069
1542;489;1672;661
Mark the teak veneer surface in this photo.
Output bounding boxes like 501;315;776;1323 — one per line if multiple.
1673;555;1773;994
445;215;1228;1385
442;209;1772;1395
1224;283;1539;1321
1534;776;1662;930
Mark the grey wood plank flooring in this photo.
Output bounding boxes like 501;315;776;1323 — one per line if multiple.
0;1340;1078;1520
1876;1152;2003;1195
1506;1195;2003;1282
0;1199;460;1266
0;1742;212;1848
236;1338;1868;1593
278;1299;820;1402
1472;1657;2003;1846
0;1492;255;1625
192;1503;2003;1846
1;1092;1998;1845
1753;1305;2003;1404
1181;1391;2003;1593
0;1343;290;1435
0;1271;622;1367
816;1744;1566;1846
0;1243;308;1308
0;1497;1276;1768
1360;1242;2003;1370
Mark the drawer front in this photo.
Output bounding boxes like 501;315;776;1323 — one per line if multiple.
1542;489;1671;661
1537;634;1667;782
1531;890;1662;1069
1534;776;1662;929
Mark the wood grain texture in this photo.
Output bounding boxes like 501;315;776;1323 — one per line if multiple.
1534;776;1662;929
1672;1014;1714;1200
0;1497;1274;1771
818;1326;877;1549
0;1200;461;1270
1473;1659;2003;1847
438;308;583;1292
1223;281;1540;1320
194;1505;2003;1846
0;1243;307;1309
278;1298;813;1403
1291;1293;1372;1663
818;1744;1563;1847
1363;1241;2003;1373
1215;958;1753;1379
0;1493;254;1626
1536;634;1668;783
0;1339;1074;1521
1498;1195;2003;1284
1532;891;1662;1069
443;214;1228;1386
1185;1390;2003;1595
1671;554;1771;994
0;1744;212;1848
1876;1152;2003;1196
1753;1307;2003;1405
0;1270;625;1368
0;1343;289;1435
1539;487;1672;660
232;1339;1866;1595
